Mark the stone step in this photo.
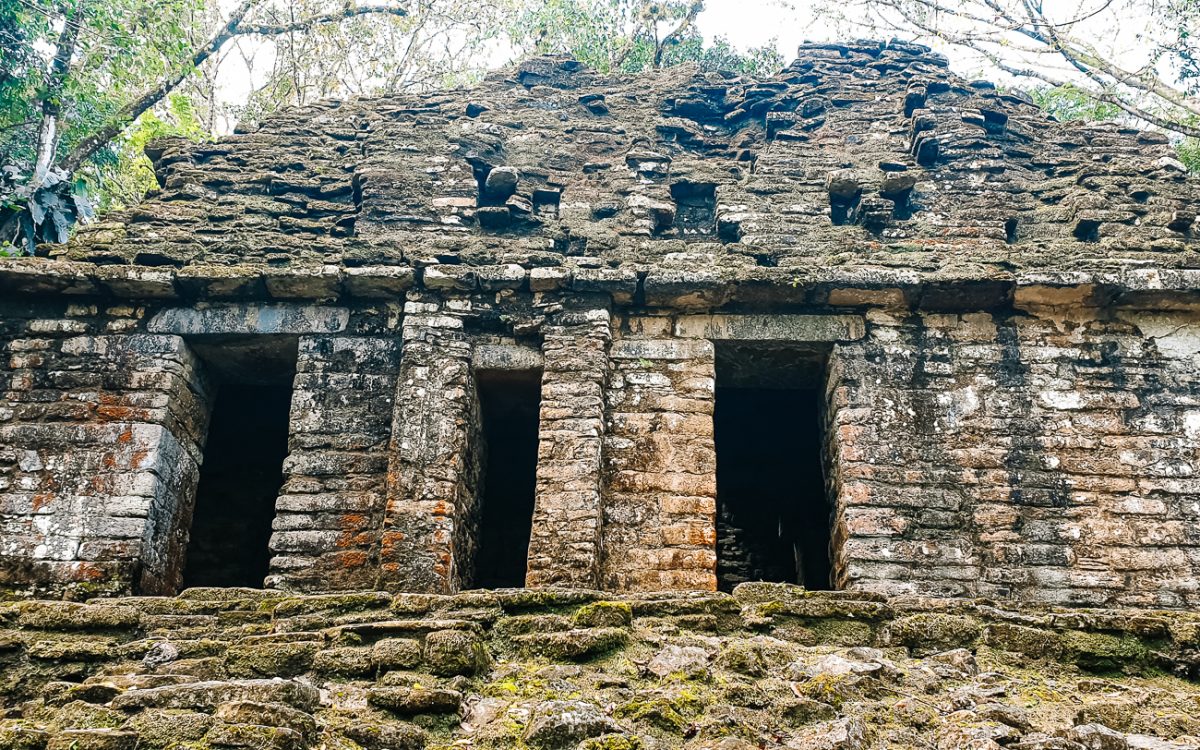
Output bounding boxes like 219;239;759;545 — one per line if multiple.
111;680;319;712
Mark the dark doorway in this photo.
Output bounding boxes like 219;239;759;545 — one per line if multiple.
713;344;833;593
181;384;292;588
473;370;542;588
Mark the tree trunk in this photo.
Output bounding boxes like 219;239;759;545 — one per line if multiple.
31;3;86;186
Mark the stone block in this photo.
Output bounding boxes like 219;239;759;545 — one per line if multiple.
674;314;865;341
148;304;349;335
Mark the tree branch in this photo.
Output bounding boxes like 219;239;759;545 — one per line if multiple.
32;2;86;184
235;4;409;36
856;0;1200;140
58;0;408;173
655;1;703;67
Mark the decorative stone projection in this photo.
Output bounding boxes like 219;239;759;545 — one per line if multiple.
602;320;718;591
267;335;401;592
0;312;210;597
828;306;1200;608
380;300;481;594
527;306;612;588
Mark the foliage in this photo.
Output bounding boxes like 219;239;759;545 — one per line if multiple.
1;0;784;254
1029;84;1199;172
234;0;513;124
509;0;783;76
1179;136;1200;171
1155;0;1198;94
1029;84;1122;123
0;0;475;254
0;167;92;257
83;94;210;213
0;0;208;171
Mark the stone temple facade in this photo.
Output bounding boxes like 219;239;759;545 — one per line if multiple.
2;40;1200;608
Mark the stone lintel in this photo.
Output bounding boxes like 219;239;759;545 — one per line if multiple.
674;314;865;342
610;338;714;361
472;343;545;371
148;304;349;335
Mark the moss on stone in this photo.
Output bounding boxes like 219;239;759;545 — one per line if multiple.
493;589;602;614
791;673;878;710
514;628;628;661
423;630;488;676
371;639;423;672
888;614;983;655
46;729;137;750
17;603;140;631
492;615;572;639
573;602;632;629
1168;619;1200;649
122;710;213;748
576;735;641;750
49;701;125;731
1061;631;1151;673
614;689;703;735
0;723;49;750
1074;701;1136;731
271;594;393;619
27;638;118;662
802;618;876;647
205;722;304;750
367;687;462;716
779;698;837;726
334;720;426;750
224;642;319;679
389;595;438;617
714;641;767;677
985;623;1062;659
312;647;375;677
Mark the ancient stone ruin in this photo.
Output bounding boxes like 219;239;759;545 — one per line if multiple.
4;39;1200;750
4;41;1200;605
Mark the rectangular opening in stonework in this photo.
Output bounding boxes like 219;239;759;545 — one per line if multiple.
472;369;542;588
713;343;833;593
180;337;298;589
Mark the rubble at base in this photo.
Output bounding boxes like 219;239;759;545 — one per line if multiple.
0;584;1199;750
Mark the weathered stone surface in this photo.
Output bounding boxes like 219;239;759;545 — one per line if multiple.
46;730;136;750
1066;725;1129;750
789;717;868;750
147;305;349;335
0;590;1192;750
335;721;425;750
205;723;304;750
423;629;488;676
366;686;462;715
646;645;710;679
111;680;320;712
122;710;213;748
523;700;623;750
514;627;628;660
3;34;1200;674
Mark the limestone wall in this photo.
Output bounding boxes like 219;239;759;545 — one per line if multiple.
830;305;1200;608
3;292;1200;607
267;334;401;592
0;300;210;596
602;327;717;592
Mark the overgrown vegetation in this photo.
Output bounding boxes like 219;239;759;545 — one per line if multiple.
1030;83;1200;171
0;0;782;254
508;0;782;76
